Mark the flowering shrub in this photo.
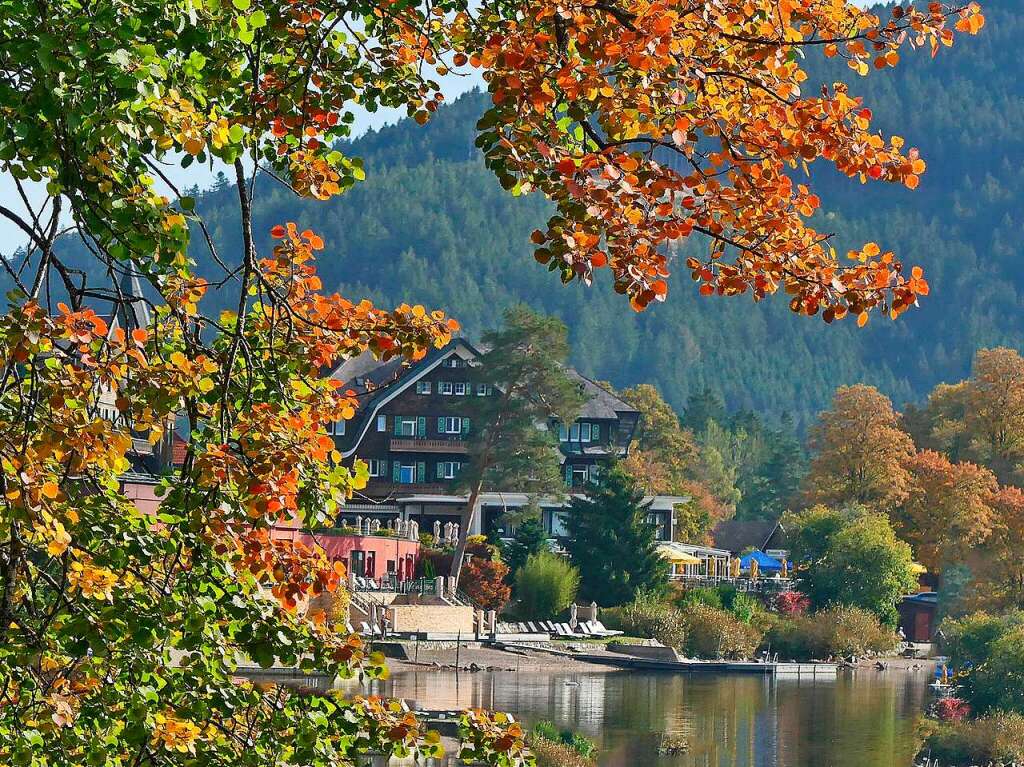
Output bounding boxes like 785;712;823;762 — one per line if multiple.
935;698;971;722
776;591;811;615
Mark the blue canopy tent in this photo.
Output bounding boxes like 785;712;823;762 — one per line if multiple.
739;551;783;573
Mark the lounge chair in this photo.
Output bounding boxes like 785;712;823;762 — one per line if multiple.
587;620;623;637
555;623;583;639
595;620;624;637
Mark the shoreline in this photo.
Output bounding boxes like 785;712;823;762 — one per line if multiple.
373;640;936;675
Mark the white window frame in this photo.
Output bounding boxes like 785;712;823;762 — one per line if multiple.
439;381;454;395
476;383;490;396
442;416;462;434
376;414;387;432
580;422;592;443
367;459;386;477
454;382;467;396
398;464;416;484
416;380;431;395
327;419;346;436
439;461;460;479
558;423;568;442
396;416;417;437
569;423;580;441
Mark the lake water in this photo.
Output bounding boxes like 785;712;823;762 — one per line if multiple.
365;668;932;767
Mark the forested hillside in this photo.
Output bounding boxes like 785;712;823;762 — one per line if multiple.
47;0;1024;427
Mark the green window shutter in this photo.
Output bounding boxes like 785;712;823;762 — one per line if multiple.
381;460;389;475
565;463;572;485
436;462;444;479
417;416;426;437
592;423;600;440
461;417;470;436
416;462;426;483
392;462;401;482
393;416;402;436
437;416;445;433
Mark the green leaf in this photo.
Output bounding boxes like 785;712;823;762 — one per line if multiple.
249;10;267;28
232;0;250;9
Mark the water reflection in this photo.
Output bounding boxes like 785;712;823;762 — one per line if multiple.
341;669;929;767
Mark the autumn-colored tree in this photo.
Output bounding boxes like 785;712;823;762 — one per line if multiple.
969;486;1024;612
619;384;697;495
804;385;917;512
0;0;982;762
461;557;513;612
618;384;728;542
902;382;971;460
898;450;997;573
621;384;700;477
904;348;1024;484
962;348;1024;483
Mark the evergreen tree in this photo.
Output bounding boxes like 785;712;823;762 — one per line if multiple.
683;387;728;434
564;462;670;606
451;306;585;585
501;515;549;579
735;420;807;520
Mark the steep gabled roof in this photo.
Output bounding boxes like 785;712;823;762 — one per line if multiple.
712;519;786;554
330;338;482;456
567;370;638;419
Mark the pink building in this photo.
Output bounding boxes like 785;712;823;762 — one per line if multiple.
122;478;420;582
271;524;420;581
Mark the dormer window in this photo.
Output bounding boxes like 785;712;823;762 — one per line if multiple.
442;356;465;368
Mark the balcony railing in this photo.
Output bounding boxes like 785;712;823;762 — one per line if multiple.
390;437;468;453
366;481;452;495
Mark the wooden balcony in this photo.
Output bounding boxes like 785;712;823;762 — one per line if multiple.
366;481;454;496
389;437;468;454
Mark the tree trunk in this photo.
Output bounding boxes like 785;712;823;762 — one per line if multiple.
449;480;484;589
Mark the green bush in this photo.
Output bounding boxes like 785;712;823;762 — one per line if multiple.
681;604;764;659
941;611;1024;715
529;738;594;767
942;610;1024;667
764;606;897;660
921;712;1024;766
528;721;598;766
716;584;739;610
674;587;723;610
964;626;1024;715
531;721;561;742
729;593;763;624
602;590;686;649
515;552;581;618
